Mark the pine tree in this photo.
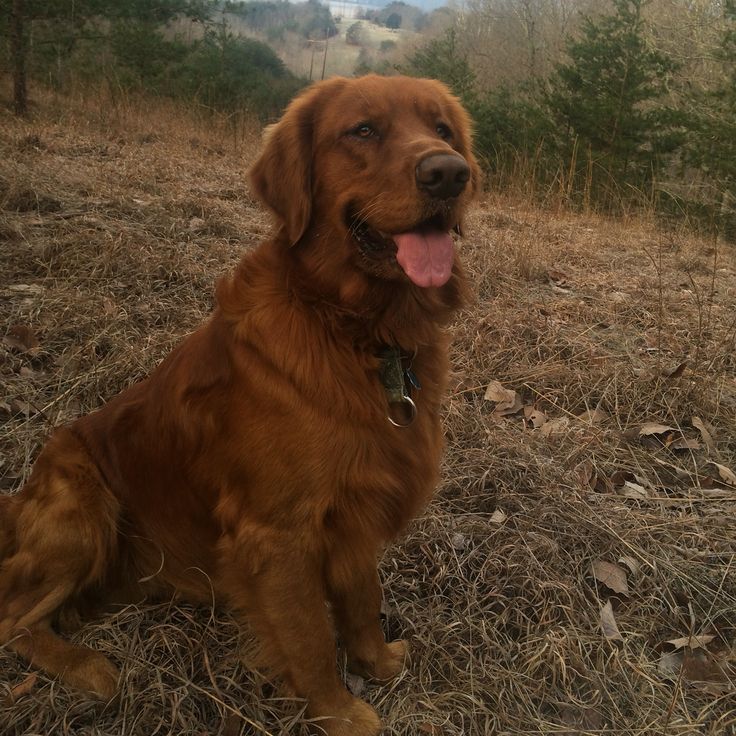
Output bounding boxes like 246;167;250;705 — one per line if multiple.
0;0;209;114
683;0;736;237
403;29;476;102
546;0;681;206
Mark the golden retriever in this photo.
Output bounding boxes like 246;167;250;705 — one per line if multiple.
0;75;479;735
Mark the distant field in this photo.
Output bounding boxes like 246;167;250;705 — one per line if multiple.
169;12;414;79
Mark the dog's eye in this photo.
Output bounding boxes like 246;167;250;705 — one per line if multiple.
436;123;452;140
350;123;377;139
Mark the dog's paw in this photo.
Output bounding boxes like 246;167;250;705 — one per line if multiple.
348;638;408;682
63;651;120;701
372;639;408;682
314;697;381;736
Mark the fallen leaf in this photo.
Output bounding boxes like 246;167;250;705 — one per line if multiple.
419;723;443;736
577;407;608;424
691;417;716;451
682;649;731;685
658;650;683;679
524;405;547;428
547;268;571;288
591;560;629;595
664;361;688;379
622;481;649;500
710;463;736;487
639;422;676;437
669;437;701;452
576;460;595;487
559;705;604;732
450;532;467;551
2;324;40;353
576;460;613;493
667;634;716;651
490;508;507;524
483;380;515;404
611;469;635;488
492;392;523;418
658;648;733;688
689;487;733;498
618;555;641;576
4;283;43;296
541;416;570;437
600;600;623;641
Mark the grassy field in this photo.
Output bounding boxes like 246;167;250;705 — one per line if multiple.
1;87;735;735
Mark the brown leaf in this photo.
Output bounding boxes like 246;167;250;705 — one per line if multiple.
669;437;701;452
591;560;629;595
576;461;613;493
658;650;683;679
490;508;507;524
524;405;547;428
710;462;736;486
4;283;43;296
667;634;716;651
664;361;688;379
600;600;623;641
682;649;731;685
692;416;716;452
2;324;40;353
617;555;641;576
575;460;596;488
658;648;732;687
577;407;608;424
622;481;649;500
611;469;635;488
559;705;604;733
639;422;676;437
419;723;444;735
493;393;523;418
547;268;572;290
483;380;515;404
541;416;570;437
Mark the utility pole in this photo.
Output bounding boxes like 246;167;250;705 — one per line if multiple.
321;27;329;80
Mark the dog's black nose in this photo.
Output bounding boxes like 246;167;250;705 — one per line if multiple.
415;154;470;199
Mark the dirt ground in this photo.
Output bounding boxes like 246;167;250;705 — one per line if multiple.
1;89;735;735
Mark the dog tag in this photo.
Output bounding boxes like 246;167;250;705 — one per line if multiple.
379;346;417;427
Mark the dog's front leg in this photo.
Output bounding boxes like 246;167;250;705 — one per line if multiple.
326;550;408;683
224;541;382;736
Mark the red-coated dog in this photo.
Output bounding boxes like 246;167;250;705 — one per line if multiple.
0;75;479;735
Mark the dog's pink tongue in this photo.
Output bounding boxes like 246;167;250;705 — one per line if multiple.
393;230;454;288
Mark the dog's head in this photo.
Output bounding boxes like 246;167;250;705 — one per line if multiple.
249;75;480;292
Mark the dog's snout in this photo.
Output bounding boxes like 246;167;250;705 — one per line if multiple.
415;154;470;200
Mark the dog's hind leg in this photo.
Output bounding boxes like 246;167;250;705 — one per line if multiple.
0;430;121;699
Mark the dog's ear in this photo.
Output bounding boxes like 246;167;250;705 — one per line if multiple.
249;84;327;246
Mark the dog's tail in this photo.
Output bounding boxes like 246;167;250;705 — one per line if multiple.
0;493;16;560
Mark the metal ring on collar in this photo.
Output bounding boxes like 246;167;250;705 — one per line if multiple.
387;396;417;428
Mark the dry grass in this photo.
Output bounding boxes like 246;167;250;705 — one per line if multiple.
1;87;735;736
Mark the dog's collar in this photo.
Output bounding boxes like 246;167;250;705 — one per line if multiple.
378;345;421;428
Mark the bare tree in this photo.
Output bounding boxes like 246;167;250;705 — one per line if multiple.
11;0;28;115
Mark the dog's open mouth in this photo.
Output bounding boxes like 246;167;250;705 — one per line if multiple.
348;212;456;288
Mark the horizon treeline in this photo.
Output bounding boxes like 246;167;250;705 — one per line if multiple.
402;0;736;238
1;0;735;238
0;0;309;120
